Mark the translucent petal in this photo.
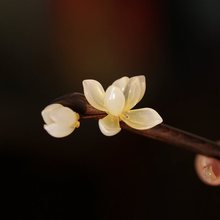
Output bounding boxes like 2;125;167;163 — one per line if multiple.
123;75;146;111
123;77;142;111
50;106;79;127
44;123;75;138
121;108;163;130
104;85;125;116
112;76;129;92
41;103;63;124
83;80;106;111
98;115;121;136
131;75;146;102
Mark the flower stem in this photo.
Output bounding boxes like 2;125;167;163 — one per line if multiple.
52;92;220;159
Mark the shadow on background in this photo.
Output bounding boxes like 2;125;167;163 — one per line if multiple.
0;0;220;219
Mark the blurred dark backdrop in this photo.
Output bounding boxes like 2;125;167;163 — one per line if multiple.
1;0;220;219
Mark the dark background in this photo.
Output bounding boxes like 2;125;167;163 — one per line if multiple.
1;0;220;219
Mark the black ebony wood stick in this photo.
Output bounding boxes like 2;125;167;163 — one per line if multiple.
53;92;220;159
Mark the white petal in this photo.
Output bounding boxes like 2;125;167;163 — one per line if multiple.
41;103;63;124
121;108;163;130
83;80;106;111
44;123;75;138
49;106;79;127
123;75;146;111
98;115;121;136
112;76;129;92
134;75;146;101
104;85;125;116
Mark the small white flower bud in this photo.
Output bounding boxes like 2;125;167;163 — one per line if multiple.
41;103;80;138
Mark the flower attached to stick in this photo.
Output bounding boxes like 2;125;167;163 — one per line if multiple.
40;76;220;168
83;75;163;136
41;103;80;138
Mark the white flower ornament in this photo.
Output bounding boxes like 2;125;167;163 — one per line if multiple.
41;103;80;138
83;75;163;136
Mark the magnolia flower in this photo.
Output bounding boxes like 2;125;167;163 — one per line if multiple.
83;75;163;136
41;103;80;138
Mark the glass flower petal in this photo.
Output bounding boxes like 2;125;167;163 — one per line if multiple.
123;76;145;111
112;76;129;92
49;106;79;127
44;123;75;138
121;108;163;130
131;75;146;102
98;115;121;136
104;85;125;116
41;103;63;124
83;79;106;111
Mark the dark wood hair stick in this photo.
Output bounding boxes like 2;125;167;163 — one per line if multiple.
52;92;220;159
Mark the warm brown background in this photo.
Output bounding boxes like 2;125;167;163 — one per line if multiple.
1;0;220;219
